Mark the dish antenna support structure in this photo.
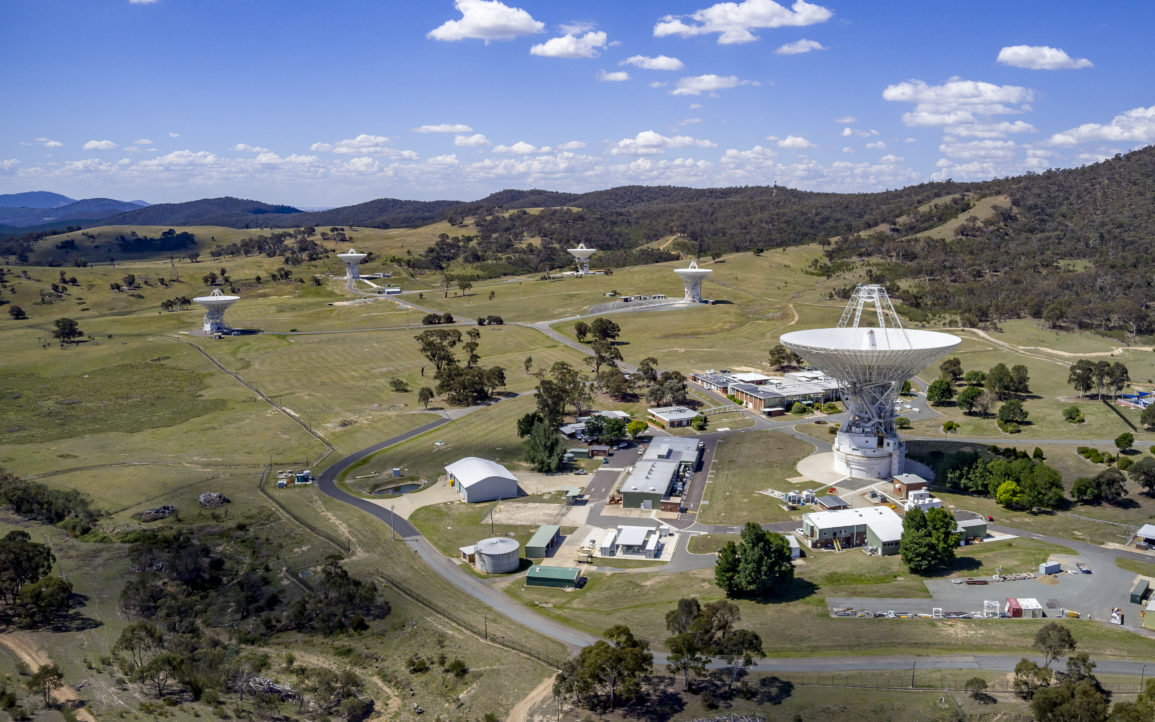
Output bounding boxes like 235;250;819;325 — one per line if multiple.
674;260;712;303
337;248;367;280
567;242;596;274
192;288;240;334
780;284;960;480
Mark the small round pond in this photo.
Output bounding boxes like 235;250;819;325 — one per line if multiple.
371;483;421;495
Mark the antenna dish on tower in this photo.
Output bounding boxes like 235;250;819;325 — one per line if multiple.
780;284;959;480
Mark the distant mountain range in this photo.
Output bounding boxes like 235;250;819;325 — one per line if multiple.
0;192;148;230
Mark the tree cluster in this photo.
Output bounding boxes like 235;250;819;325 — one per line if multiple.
898;507;959;573
664;598;764;692
941;450;1065;510
554;625;652;712
714;522;795;597
414;328;505;406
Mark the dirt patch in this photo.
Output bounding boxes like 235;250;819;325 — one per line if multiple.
0;632;98;722
490;502;566;526
506;674;556;722
1038;575;1060;586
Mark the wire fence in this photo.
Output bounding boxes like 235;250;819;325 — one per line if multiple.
257;465;350;554
374;570;568;671
776;669;1149;695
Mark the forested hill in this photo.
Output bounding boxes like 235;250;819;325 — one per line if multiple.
97;197;303;227
96;196;461;230
826;146;1155;335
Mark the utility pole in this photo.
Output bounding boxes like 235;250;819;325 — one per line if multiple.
484;614;488;640
390;505;396;541
911;659;916;689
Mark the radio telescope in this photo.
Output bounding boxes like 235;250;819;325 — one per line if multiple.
337;248;367;280
780;285;959;480
567;243;596;274
674;260;712;303
192;288;240;335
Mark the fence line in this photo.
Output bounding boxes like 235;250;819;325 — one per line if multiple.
374;570;567;671
1102;398;1138;431
257;464;350;554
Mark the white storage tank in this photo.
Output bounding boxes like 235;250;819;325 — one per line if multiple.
474;537;520;573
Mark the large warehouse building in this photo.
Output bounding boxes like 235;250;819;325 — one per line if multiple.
620;437;702;510
445;457;520;503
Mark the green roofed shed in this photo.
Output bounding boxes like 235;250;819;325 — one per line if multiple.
525;524;561;559
526;565;581;588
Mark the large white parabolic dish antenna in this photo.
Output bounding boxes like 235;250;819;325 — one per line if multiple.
780;285;960;480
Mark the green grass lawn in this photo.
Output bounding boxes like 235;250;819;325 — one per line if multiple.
351;394;540;480
409;498;540;558
698;430;815;525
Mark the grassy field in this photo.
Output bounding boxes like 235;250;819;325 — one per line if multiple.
409;497;545;558
505;536;1155;662
697;430;816;525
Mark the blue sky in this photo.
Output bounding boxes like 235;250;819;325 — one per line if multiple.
3;0;1154;206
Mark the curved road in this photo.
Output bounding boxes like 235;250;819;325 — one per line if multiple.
315;418;1155;675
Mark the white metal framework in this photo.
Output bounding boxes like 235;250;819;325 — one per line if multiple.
674;260;712;303
567;243;596;274
780;285;960;479
192;288;239;334
337;247;367;280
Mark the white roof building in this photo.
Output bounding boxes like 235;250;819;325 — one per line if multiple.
802;506;904;554
1138;524;1155;542
648;406;700;427
731;372;772;384
445;457;519;503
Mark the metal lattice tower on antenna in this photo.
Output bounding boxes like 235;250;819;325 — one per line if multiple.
780;284;960;480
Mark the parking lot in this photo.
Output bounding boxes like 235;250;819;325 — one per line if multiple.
828;551;1150;627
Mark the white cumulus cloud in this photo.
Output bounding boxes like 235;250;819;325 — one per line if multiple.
654;0;833;45
415;123;474;133
454;133;490;147
1049;105;1155;145
234;143;270;153
84;139;118;151
311;134;393;155
610;130;716;156
775;38;824;55
620;54;684;71
34;137;63;148
833;115;857;124
530;31;607;58
133;138;154;145
428;0;544;42
997;45;1092;70
944;121;1035;139
671;74;757;96
841;127;879;137
556;140;586;150
865;141;886;150
598;70;630;82
493;141;542;154
778;135;815;149
883;78;1034;120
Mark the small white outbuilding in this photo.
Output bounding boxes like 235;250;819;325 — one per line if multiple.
445;457;520;503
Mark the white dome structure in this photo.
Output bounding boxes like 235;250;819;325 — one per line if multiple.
781;285;960;480
567;243;596;274
674;260;712;303
192;288;239;334
337;248;367;280
474;536;520;573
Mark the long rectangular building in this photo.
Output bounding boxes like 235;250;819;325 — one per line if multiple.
801;506;903;555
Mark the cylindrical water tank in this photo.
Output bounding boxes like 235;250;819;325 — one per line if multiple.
474;537;520;574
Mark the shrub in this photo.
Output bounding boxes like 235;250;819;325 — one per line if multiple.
1118;457;1134;472
997;420;1021;433
895;417;911;429
790;402;808;415
822;402;840;414
1063;405;1085;424
942;421;959;432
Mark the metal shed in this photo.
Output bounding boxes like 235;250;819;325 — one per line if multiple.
525;524;561;559
526;565;582;588
1131;578;1149;605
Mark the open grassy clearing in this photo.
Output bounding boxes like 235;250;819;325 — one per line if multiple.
351;395;538;481
0;330;325;478
912;334;1153;441
684;536;1067;598
1116;557;1155;578
505;548;1155;661
978;318;1131;355
197;323;587;453
409;497;572;559
698;430;815;525
911;193;1012;240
